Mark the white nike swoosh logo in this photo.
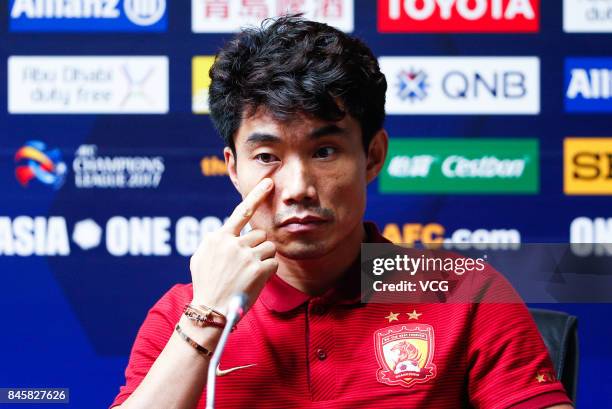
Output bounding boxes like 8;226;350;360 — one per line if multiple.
215;363;257;377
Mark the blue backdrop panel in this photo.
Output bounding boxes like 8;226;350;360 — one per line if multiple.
0;1;611;408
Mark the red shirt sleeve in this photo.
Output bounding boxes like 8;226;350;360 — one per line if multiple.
466;291;573;408
109;284;191;408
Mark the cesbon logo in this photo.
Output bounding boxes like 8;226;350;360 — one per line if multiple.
378;0;539;33
380;138;539;193
192;0;354;33
192;56;215;114
380;57;540;115
382;223;521;247
564;138;612;195
10;0;167;31
564;0;612;33
565;57;612;112
14;140;67;189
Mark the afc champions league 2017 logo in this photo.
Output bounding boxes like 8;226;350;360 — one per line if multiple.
374;323;437;388
14;140;67;189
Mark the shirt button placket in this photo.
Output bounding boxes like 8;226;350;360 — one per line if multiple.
307;299;336;401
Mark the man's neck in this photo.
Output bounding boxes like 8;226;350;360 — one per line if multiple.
274;222;366;296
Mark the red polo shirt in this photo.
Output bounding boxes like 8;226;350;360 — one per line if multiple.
110;222;572;408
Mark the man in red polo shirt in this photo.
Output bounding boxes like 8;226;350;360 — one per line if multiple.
111;15;573;409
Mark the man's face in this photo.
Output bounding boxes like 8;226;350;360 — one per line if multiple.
225;108;386;260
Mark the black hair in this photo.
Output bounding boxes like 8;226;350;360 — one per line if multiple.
208;14;387;153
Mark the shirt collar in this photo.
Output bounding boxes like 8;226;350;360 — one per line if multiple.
259;221;390;313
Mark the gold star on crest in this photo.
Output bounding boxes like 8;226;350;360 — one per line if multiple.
385;312;400;322
535;370;554;383
407;310;422;320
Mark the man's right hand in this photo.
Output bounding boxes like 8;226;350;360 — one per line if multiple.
189;177;278;314
113;181;277;409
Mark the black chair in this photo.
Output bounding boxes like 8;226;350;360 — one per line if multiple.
529;308;579;402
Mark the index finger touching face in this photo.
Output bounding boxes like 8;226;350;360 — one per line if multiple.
223;177;274;236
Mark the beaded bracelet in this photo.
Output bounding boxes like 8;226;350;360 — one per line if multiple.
175;323;213;357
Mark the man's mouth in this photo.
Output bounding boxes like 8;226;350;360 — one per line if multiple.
278;215;328;233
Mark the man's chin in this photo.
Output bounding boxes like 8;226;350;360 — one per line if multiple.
276;241;331;260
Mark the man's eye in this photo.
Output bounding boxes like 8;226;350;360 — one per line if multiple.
254;153;279;163
314;146;337;159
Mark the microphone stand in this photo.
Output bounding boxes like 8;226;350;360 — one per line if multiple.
205;293;247;409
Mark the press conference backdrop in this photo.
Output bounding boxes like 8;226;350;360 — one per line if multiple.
1;0;611;407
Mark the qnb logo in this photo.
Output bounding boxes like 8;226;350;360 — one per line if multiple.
123;0;166;26
379;0;539;33
442;70;527;99
397;69;429;102
14;140;66;189
380;57;540;115
396;68;528;101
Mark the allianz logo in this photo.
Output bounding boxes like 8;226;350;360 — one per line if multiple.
11;0;165;26
567;68;612;100
387;155;527;178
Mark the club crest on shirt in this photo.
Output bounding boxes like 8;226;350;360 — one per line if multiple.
373;324;437;388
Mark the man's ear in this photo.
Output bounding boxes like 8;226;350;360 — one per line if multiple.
224;147;241;193
365;129;389;184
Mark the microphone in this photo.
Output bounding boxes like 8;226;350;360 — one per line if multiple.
206;293;248;409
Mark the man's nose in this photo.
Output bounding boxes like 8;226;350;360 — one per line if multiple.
277;157;318;206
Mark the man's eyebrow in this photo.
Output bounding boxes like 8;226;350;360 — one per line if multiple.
245;132;281;146
309;124;347;139
244;124;346;146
